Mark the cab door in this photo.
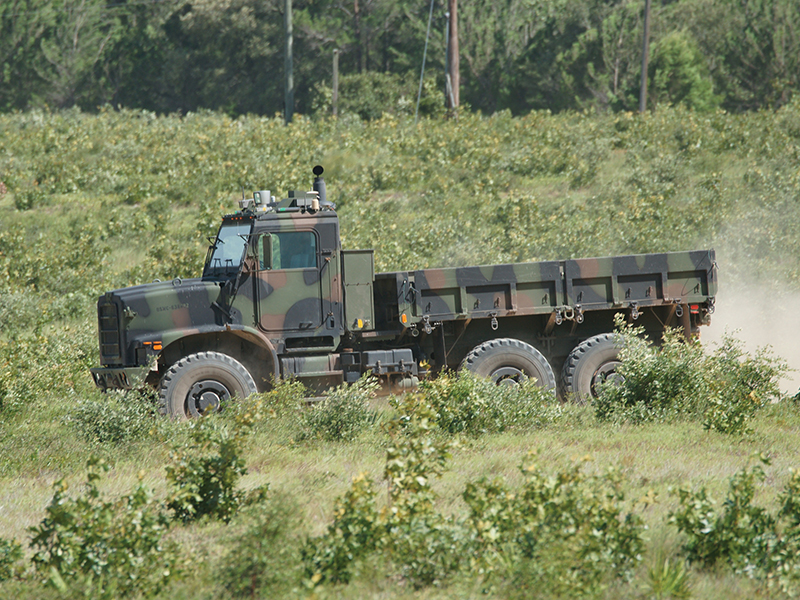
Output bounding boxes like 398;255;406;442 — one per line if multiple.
255;230;325;333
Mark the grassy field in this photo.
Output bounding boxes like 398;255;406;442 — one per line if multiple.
1;105;800;597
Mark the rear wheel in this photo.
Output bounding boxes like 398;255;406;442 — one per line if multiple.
561;333;623;403
461;338;556;392
159;351;258;418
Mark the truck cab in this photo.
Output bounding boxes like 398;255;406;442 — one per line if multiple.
91;167;419;416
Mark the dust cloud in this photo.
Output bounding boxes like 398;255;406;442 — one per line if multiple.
703;277;800;397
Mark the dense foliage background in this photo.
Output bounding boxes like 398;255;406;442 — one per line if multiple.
1;0;798;116
2;103;800;335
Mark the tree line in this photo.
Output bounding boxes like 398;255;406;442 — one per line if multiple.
1;0;798;117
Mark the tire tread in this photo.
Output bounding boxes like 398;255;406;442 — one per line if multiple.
158;351;257;417
560;333;620;400
461;337;556;390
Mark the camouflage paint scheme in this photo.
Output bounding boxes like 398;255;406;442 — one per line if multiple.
396;250;716;325
91;190;717;395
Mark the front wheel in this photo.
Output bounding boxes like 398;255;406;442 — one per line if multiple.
461;338;556;393
159;351;258;418
561;333;623;404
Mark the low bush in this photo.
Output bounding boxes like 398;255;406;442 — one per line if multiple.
165;416;252;523
218;492;304;598
381;397;462;588
0;538;23;582
702;335;785;434
261;378;307;418
467;454;644;597
670;456;800;596
28;456;179;599
596;318;786;434
306;397;643;593
0;325;97;416
302;473;380;585
69;391;155;446
166;400;270;523
296;376;378;443
305;396;458;588
420;370;562;435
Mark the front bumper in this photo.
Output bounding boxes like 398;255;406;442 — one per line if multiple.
90;365;152;391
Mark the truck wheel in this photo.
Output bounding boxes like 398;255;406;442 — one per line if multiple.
159;351;258;418
461;338;556;392
561;333;623;404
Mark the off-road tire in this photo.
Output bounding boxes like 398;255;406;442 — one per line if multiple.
561;333;623;404
159;351;257;419
461;338;556;392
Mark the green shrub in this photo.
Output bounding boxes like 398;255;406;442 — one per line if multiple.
296;376;378;443
420;370;562;435
466;454;644;596
165;415;253;523
305;396;458;588
0;326;97;416
670;458;774;569
596;318;786;434
13;181;48;211
669;457;800;596
702;335;785;434
0;538;23;582
307;411;644;593
595;322;708;424
303;473;380;585
261;378;307;418
69;392;155;446
218;492;303;598
381;397;462;588
28;456;179;599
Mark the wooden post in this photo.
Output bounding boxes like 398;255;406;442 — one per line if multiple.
444;11;451;108
354;0;363;73
284;0;294;125
415;0;435;124
332;49;339;117
448;0;459;108
639;0;651;113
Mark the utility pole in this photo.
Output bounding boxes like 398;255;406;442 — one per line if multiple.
445;12;450;107
284;0;294;125
354;0;363;73
447;0;459;109
415;0;435;124
332;49;339;117
639;0;651;113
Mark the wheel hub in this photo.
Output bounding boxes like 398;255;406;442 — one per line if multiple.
187;380;231;417
491;366;527;386
590;361;623;398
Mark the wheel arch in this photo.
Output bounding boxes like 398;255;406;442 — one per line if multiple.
159;326;278;392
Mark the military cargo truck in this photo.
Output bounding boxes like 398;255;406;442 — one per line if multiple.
91;166;717;417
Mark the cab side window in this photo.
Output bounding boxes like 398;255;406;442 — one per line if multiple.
259;231;317;270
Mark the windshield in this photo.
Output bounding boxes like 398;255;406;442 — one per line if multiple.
203;220;252;277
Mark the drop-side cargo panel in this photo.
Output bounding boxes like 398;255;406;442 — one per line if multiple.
409;262;562;320
564;250;716;308
382;249;716;324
